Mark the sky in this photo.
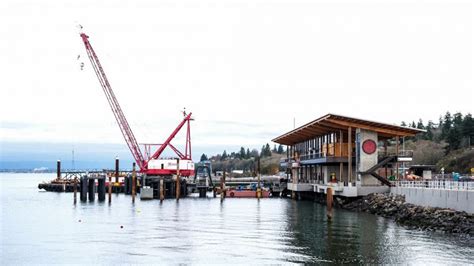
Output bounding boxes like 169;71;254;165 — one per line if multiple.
1;0;473;168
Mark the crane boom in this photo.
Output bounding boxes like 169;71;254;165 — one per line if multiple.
80;33;145;170
143;113;193;169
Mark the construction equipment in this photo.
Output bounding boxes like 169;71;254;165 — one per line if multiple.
79;31;194;177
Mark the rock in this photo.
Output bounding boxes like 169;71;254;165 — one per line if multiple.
340;192;473;237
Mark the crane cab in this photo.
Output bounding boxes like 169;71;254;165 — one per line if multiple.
146;158;195;176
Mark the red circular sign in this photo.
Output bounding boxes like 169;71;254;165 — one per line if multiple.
362;139;377;154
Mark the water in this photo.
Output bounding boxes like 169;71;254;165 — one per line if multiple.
1;173;473;264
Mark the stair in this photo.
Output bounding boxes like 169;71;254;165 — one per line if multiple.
359;156;396;187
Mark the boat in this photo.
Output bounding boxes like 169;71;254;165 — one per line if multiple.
225;188;271;198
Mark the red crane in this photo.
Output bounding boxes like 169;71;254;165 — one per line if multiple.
80;32;194;176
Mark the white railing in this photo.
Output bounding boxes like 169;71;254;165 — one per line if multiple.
394;180;474;191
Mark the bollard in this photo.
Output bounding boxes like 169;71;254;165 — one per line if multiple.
80;176;87;202
176;159;180;201
73;177;77;204
57;160;61;179
132;163;136;203
88;178;95;202
327;187;333;220
98;177;106;202
160;178;164;202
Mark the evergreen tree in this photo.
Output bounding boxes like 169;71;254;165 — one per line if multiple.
246;148;250;159
239;147;246;159
416;119;425;129
411;121;416;128
400;121;407;127
424;120;435;141
462;114;474;146
273;144;277;153
200;153;208;162
221;150;228;160
446;128;462;151
453;112;463;129
265;143;272;156
277;144;284;154
442;111;452;138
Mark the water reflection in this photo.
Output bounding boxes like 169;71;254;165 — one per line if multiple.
0;174;472;264
283;200;473;264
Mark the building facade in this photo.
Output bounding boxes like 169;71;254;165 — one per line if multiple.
272;114;424;198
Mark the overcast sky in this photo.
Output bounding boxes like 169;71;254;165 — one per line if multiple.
1;0;473;161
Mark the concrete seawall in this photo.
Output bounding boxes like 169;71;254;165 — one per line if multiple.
391;187;473;214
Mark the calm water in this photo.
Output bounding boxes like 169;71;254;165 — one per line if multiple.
1;173;473;264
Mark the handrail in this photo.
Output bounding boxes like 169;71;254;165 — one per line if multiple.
393;180;474;191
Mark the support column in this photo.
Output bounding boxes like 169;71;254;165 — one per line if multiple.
348;127;352;184
339;130;343;157
395;136;399;180
339;162;343;183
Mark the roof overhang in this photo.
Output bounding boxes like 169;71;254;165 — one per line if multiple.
272;113;425;145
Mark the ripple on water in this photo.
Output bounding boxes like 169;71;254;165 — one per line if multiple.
1;173;473;264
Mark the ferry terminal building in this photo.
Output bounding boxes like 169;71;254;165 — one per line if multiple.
272;114;424;199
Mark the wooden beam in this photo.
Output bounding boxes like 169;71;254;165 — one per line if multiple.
318;121;348;131
326;119;417;137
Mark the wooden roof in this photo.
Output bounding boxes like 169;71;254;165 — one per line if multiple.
272;113;425;145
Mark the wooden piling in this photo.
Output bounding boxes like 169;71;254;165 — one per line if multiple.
160;178;164;203
221;171;226;201
73;177;77;204
80;176;87;202
257;157;262;199
88;178;95;202
57;160;61;179
108;174;112;204
327;187;333;220
98;177;106;201
132;162;136;203
176;159;180;201
115;156;119;184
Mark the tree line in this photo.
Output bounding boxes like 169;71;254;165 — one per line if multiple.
198;143;286;175
199;143;286;162
401;111;473;152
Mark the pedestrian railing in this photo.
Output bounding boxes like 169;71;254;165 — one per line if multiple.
393;180;474;191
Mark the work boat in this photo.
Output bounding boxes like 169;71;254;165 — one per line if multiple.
226;187;271;198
